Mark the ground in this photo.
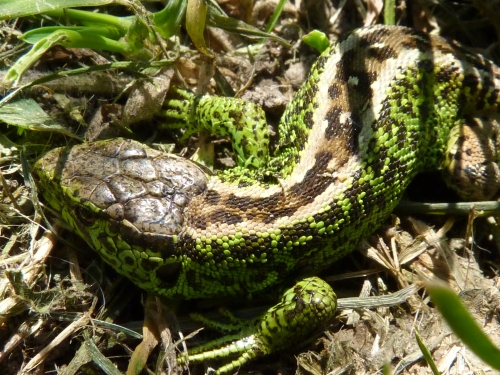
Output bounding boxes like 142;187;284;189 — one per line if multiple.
0;0;500;374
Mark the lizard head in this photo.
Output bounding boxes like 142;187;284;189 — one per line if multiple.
33;138;208;296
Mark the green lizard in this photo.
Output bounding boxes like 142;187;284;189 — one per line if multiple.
33;25;500;373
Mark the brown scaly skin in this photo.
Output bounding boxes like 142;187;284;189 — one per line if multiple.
33;26;500;372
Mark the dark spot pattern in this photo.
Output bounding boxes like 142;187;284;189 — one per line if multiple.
367;45;398;61
324;106;342;139
488;89;500;106
436;65;460;84
288;151;335;203
328;84;341;99
324;106;361;154
304;111;314;128
225;194;253;211
463;74;481;93
209;209;244;225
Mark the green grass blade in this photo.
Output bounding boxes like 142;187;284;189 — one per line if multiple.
186;0;212;57
0;99;80;138
0;0;114;20
21;26;122;44
207;12;289;46
152;0;187;38
43;8;131;34
264;0;286;33
415;329;439;374
427;281;500;370
384;0;396;25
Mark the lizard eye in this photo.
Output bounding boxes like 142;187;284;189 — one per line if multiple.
76;206;97;225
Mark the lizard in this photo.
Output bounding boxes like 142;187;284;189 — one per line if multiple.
32;25;500;373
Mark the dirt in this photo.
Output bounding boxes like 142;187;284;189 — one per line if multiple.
1;1;500;374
